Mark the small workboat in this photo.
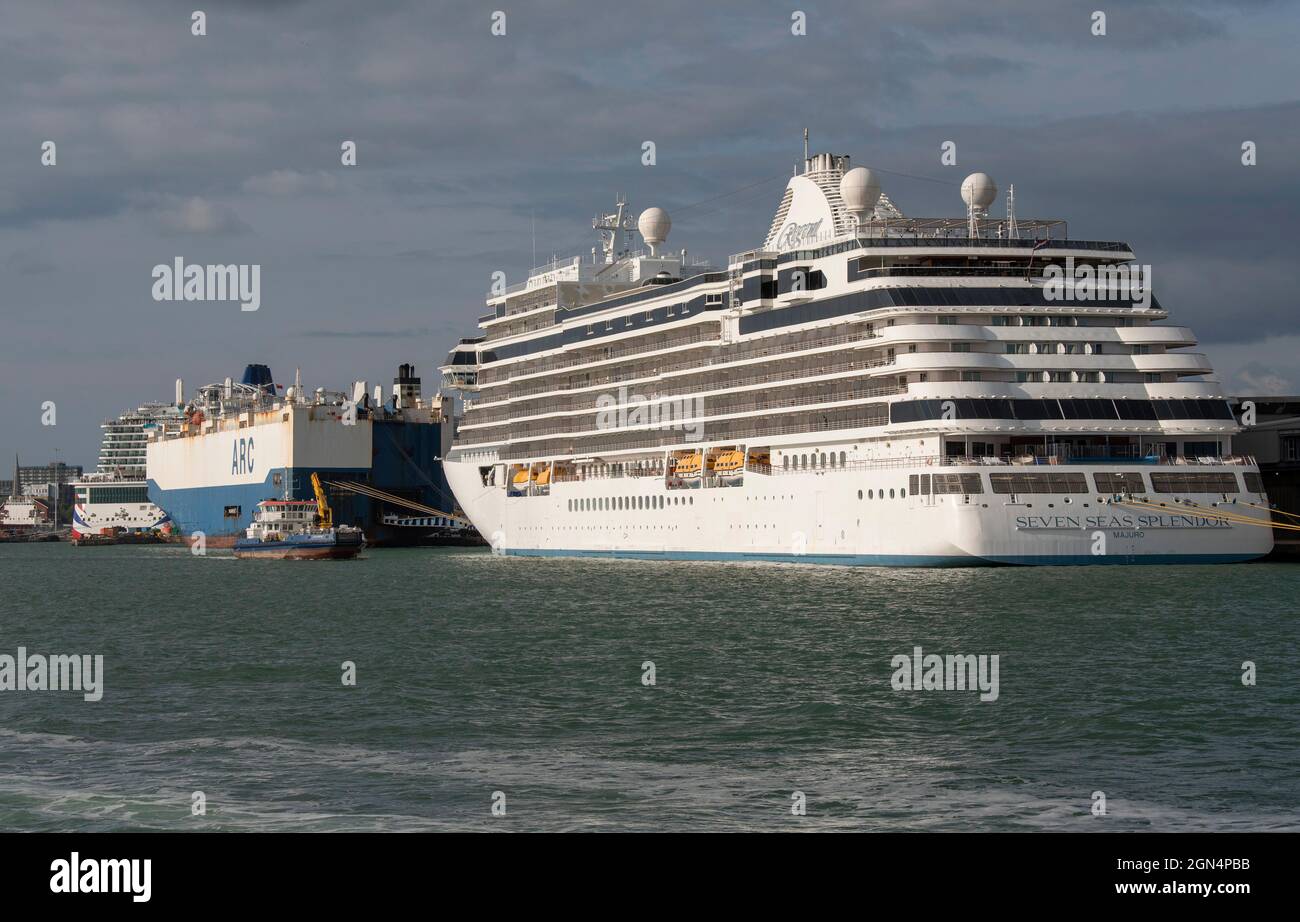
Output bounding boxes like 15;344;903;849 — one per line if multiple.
233;473;364;560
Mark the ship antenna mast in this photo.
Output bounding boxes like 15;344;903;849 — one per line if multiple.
593;195;635;264
1007;184;1019;239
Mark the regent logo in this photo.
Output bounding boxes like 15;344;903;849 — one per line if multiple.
50;853;151;902
230;436;255;475
775;218;823;249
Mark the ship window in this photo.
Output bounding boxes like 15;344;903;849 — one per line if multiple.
783;456;790;470
858;490;863;500
989;472;1087;494
1150;472;1238;493
800;454;808;468
1244;472;1265;493
839;452;847;466
868;490;874;499
1094;472;1145;494
889;489;895;498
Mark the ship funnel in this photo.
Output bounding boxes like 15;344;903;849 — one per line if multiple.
373;384;383;406
175;378;184;406
394;363;421;409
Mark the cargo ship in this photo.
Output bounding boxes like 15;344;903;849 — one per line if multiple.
147;363;471;546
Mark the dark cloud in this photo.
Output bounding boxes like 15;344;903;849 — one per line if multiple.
1;0;1297;464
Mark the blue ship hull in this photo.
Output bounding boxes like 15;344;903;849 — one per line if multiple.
149;419;457;546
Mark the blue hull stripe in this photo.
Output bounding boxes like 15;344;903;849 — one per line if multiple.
149;467;367;538
503;548;1263;567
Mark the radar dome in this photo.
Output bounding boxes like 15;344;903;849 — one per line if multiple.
839;167;882;220
960;172;997;209
637;207;671;254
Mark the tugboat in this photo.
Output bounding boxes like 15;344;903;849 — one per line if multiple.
233;473;364;560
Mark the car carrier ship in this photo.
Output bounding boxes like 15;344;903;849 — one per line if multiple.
438;145;1274;565
147;362;471;547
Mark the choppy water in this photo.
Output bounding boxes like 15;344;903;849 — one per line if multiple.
0;542;1297;831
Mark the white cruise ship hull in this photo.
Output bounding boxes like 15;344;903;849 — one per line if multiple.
446;459;1272;566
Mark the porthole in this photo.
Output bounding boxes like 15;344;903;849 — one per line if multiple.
858;490;863;499
868;489;874;499
890;489;895;498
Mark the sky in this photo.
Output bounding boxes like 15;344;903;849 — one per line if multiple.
2;0;1298;468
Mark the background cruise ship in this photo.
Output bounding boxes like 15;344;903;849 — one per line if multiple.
70;402;182;538
439;149;1273;565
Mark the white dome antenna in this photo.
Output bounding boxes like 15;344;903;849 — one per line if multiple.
961;172;998;238
637;207;671;256
839;167;882;234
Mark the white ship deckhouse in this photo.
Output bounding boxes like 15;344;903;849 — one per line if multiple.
440;149;1272;565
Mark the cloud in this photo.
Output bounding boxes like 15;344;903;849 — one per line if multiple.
1;0;1298;467
154;196;249;235
243;170;340;197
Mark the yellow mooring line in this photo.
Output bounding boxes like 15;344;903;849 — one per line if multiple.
1234;497;1300;522
1116;497;1300;531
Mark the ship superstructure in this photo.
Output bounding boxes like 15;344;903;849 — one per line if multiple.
440;149;1272;565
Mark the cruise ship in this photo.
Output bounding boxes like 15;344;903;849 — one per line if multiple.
439;149;1273;565
71;402;183;538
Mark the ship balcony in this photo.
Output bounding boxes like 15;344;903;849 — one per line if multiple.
882;351;1213;376
870;323;1196;348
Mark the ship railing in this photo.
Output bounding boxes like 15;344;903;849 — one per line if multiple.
477;329;721;384
459;383;903;444
474;326;882;401
464;363;903;427
938;453;1257;468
